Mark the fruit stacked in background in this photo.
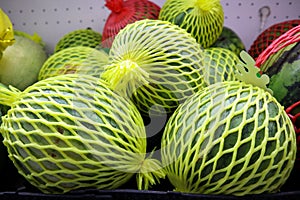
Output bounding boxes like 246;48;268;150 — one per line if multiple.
286;101;300;170
54;28;102;53
210;26;246;57
203;47;240;85
159;0;224;48
38;46;108;80
101;0;160;48
157;0;245;76
0;8;14;175
38;27;109;80
249;19;300;60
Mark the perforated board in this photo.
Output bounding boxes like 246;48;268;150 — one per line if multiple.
1;0;300;53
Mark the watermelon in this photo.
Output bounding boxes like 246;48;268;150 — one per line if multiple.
101;19;206;117
203;47;240;85
249;19;300;60
54;28;102;52
256;25;300;109
285;100;300;173
210;26;245;56
286;101;300;165
38;46;109;80
159;0;224;48
102;0;160;48
161;80;296;195
0;74;165;193
286;101;300;136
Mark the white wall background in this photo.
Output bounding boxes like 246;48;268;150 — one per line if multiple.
1;0;300;53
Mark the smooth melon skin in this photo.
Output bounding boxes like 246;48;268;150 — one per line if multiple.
159;0;224;48
0;35;47;90
161;81;296;196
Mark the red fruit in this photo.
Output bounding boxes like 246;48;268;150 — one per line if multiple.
248;19;300;60
102;0;160;48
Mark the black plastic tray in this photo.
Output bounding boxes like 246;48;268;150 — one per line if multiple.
1;189;300;200
0;161;300;200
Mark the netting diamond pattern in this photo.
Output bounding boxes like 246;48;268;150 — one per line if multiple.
38;46;109;80
161;81;296;195
1;74;146;194
105;19;206;116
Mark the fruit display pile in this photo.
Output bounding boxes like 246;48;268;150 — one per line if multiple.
0;0;300;198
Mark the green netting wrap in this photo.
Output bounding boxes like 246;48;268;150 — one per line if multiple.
203;47;240;85
101;19;206;116
0;74;165;194
54;28;102;53
38;46;109;80
161;81;296;196
159;0;224;48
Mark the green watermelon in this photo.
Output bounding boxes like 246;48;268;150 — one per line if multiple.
256;25;300;109
101;19;206;117
203;47;240;85
0;104;8;172
161;80;296;195
38;46;109;80
248;19;300;60
54;28;102;52
0;74;165;193
159;0;224;48
210;26;246;56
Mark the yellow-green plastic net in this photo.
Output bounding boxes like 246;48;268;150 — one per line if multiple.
203;47;240;85
161;81;296;195
0;74;164;194
101;19;206;116
38;46;109;81
159;0;224;48
54;28;102;53
0;8;15;59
